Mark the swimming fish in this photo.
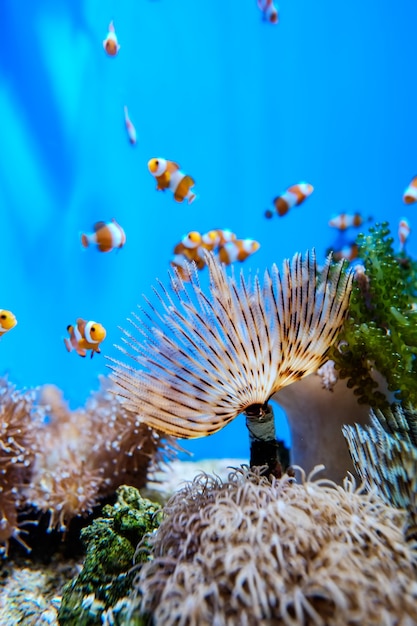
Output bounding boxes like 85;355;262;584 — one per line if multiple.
201;229;237;250
328;213;371;230
398;218;411;251
103;21;120;56
170;254;194;282
265;182;314;218
148;158;197;204
403;175;417;204
123;106;137;145
217;239;260;264
81;219;126;253
332;242;359;262
257;0;279;23
64;319;106;358
173;231;205;267
0;310;17;338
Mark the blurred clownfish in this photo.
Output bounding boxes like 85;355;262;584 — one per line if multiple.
403;175;417;204
124;106;137;145
173;231;205;268
217;239;260;265
103;21;120;56
64;319;106;358
0;310;17;338
170;254;194;283
265;183;314;218
201;229;237;250
81;219;126;253
148;158;197;204
398;218;411;251
332;243;359;263
257;0;279;23
328;213;371;231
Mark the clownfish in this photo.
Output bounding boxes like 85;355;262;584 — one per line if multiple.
173;231;205;268
398;218;411;251
403;175;417;204
332;243;359;263
124;106;137;145
257;0;279;23
81;219;126;253
103;21;120;56
0;310;17;338
148;158;197;204
170;254;194;283
64;319;106;358
217;239;260;265
201;229;237;250
328;213;371;231
265;183;314;218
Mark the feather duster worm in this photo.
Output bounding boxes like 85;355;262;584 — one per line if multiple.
343;403;417;541
108;251;353;440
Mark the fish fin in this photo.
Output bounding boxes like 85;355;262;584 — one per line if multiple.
64;338;72;352
93;221;106;232
167;161;180;173
183;175;195;187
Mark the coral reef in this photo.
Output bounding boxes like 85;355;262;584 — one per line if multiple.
330;222;417;408
0;377;177;554
133;466;417;626
108;250;352;450
0;554;79;625
58;485;160;626
343;402;417;541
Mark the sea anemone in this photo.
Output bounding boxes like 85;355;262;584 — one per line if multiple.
0;379;38;554
133;466;417;625
22;379;179;532
108;251;353;450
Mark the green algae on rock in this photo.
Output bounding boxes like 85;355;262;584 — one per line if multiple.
330;222;417;408
58;485;161;626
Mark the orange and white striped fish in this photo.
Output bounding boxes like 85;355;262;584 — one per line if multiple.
103;21;120;56
173;231;205;268
332;243;359;263
398;218;411;251
328;213;371;231
170;254;194;283
148;158;197;204
265;182;314;218
81;219;126;253
64;319;106;358
403;175;417;204
257;0;279;23
201;229;237;250
217;239;260;265
0;310;17;338
124;106;137;145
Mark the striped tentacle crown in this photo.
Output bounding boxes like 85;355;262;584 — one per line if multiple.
107;250;353;438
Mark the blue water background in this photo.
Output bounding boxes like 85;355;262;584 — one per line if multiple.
1;1;416;460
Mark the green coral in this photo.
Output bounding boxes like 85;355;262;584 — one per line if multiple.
58;485;162;626
330;222;417;407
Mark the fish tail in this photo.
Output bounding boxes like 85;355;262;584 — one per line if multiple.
64;337;72;352
81;234;89;248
